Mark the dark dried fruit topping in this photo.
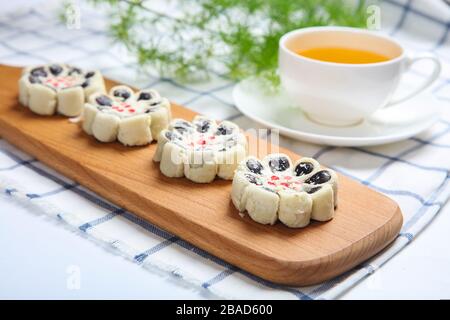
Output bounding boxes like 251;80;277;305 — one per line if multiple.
30;67;47;77
49;64;63;76
305;170;331;185
216;124;233;135
85;71;95;78
138;92;152;101
165;131;173;140
81;80;89;88
173;120;192;134
268;156;290;172
28;75;40;84
95;95;113;106
246;159;263;175
295;162;314;176
306;186;322;194
196;120;211;133
173;126;186;134
68;67;82;75
113;88;131;100
245;174;261;185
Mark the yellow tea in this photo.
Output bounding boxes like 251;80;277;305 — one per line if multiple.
297;47;390;64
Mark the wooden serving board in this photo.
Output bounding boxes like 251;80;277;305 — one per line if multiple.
0;64;402;286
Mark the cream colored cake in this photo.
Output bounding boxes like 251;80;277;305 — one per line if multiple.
19;63;105;117
81;85;171;146
153;116;247;183
232;154;338;228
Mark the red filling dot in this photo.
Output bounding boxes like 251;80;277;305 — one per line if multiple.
280;183;289;188
271;175;279;181
128;109;135;113
284;176;292;180
198;140;206;145
267;181;276;186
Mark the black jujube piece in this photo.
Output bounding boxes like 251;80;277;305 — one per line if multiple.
196;120;210;133
68;67;82;75
173;120;192;134
113;88;131;100
85;71;95;78
306;186;322;194
295;162;314;176
245;174;261;185
174;126;187;134
246;159;264;174
305;170;331;185
268;156;290;172
49;64;63;76
216;124;233;135
28;75;40;84
138;92;152;101
31;67;47;77
95;95;113;106
165;131;173;140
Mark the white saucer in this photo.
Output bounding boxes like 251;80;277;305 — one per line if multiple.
232;79;442;147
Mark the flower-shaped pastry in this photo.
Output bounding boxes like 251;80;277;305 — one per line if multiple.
82;85;171;146
18;64;105;117
232;154;338;228
153;116;247;183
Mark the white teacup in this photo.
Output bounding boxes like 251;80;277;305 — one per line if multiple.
279;26;441;126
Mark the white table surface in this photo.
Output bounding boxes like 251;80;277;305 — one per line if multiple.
1;0;450;300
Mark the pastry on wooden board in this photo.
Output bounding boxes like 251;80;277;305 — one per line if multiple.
19;64;105;117
154;116;247;183
232;154;338;228
17;64;339;229
6;62;402;285
81;85;171;146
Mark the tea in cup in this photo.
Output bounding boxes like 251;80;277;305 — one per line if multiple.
278;27;441;126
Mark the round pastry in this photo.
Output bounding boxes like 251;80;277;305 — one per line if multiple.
153;116;247;183
18;63;105;117
81;85;171;146
232;154;338;228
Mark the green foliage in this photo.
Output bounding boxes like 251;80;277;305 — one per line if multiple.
84;0;374;87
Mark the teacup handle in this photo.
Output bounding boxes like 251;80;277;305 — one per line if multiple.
386;53;441;107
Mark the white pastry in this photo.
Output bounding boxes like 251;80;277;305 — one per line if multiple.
153;116;247;183
231;154;338;228
81;86;171;146
19;64;105;117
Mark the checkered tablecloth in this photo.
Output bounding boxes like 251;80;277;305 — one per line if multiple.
0;0;449;299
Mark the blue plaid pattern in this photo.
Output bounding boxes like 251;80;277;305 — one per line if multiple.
0;0;449;299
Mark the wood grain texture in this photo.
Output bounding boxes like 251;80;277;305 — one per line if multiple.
0;64;403;286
